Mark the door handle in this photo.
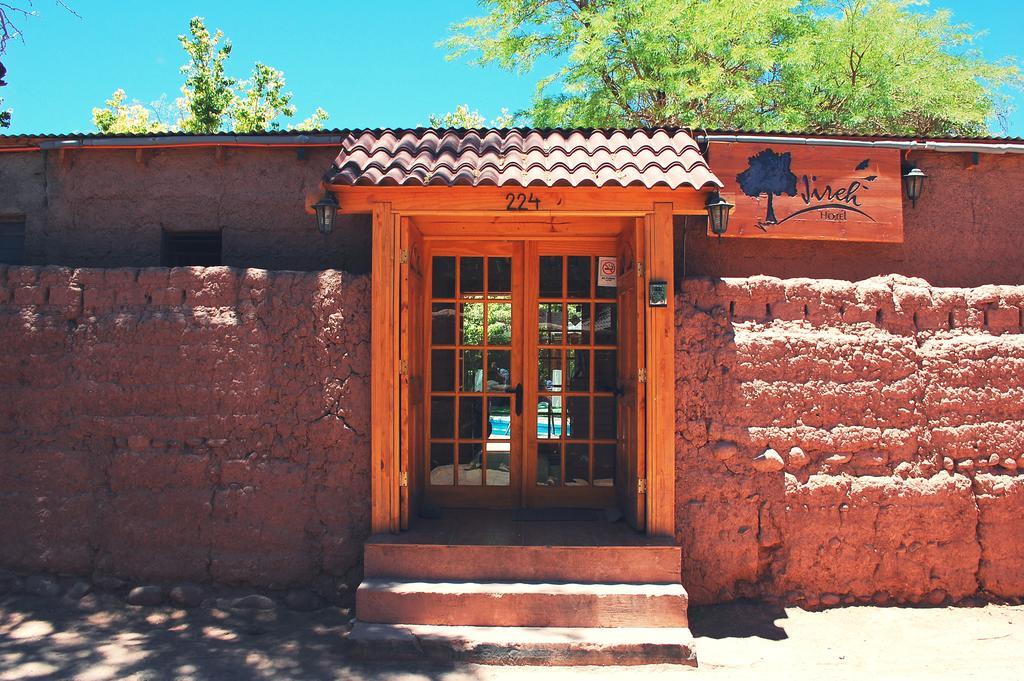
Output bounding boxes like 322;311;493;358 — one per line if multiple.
508;383;523;416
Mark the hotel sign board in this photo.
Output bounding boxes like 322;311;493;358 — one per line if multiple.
709;142;904;242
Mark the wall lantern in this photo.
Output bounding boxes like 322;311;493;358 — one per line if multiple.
705;191;734;237
902;167;927;208
313;192;339;234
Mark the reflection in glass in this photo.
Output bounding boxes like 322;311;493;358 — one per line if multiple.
537;443;562;486
488;303;512;345
538;349;562;392
459;397;484;439
488;397;511;440
594;396;617;439
431;303;456;345
566;444;590;485
594;444;615;486
458;443;483;485
460;350;483;392
567;349;590;391
566;396;590;439
485;441;511;485
540;256;563;298
594;350;616;392
487;350;511;392
536;397;561;439
538;304;562;344
460;257;484;296
567;303;591;345
430;397;454;438
594;303;617;345
432;256;456;298
567;256;590;298
488;257;512;296
461;303;484;345
431;350;455;392
430;442;454;485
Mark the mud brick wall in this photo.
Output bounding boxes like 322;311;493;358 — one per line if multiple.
0;146;372;273
677;274;1024;606
0;265;371;589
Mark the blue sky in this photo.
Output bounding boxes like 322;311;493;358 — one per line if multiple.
2;0;1023;135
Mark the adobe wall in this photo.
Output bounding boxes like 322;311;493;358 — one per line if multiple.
4;146;1024;287
0;147;371;273
0;265;371;590
677;274;1024;606
2;262;1021;606
681;150;1024;287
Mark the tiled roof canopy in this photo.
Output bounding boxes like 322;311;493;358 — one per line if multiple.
324;128;721;190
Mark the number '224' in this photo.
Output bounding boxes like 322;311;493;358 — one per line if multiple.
505;192;541;211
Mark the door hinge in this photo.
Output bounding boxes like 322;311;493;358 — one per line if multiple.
637;478;647;495
637;261;645;278
638;367;647;383
399;359;409;376
399;249;409;264
399;470;408;487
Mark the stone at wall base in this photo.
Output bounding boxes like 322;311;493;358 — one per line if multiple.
127;585;164;606
232;594;276;611
65;581;92;601
24;575;61;598
169;584;205;608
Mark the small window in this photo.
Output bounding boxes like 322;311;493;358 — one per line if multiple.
0;219;26;265
161;230;222;267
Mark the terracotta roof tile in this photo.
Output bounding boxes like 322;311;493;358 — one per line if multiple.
324;128;722;190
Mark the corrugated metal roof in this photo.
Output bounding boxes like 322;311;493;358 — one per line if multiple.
323;128;721;189
2;126;1023;144
0;129;347;140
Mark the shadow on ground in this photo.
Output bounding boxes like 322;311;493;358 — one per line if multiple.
0;593;472;681
689;599;789;640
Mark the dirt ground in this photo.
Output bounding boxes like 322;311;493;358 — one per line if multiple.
0;594;1020;681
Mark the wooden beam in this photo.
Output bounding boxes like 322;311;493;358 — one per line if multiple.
644;202;676;538
331;185;710;216
371;201;400;533
410;215;634;240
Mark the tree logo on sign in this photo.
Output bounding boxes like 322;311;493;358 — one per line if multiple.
736;148;798;226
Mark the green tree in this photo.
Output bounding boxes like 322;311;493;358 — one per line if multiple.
459;302;513;346
296;107;330;131
93;16;329;134
92;89;165;134
443;0;1021;136
178;16;236;133
428;103;516;128
230;62;294;133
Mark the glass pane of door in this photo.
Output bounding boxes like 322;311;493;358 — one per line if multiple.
533;254;618;492
428;253;516;492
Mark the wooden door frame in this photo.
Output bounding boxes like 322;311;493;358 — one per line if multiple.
350;186;702;537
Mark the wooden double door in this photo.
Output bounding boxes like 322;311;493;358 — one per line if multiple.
409;231;646;524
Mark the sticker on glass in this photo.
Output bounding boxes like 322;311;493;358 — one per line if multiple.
597;256;617;287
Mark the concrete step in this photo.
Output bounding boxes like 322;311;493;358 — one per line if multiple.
356;579;689;628
347;621;698;666
363;541;682;584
